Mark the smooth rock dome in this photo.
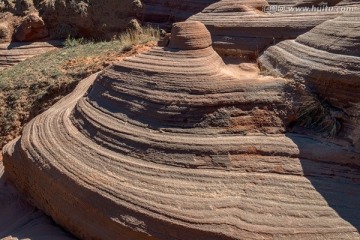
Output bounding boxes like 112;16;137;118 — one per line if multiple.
169;21;212;50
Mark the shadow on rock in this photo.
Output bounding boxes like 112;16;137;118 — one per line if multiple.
288;134;360;232
0;165;75;239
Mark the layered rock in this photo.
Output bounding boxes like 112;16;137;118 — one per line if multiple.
259;11;360;149
0;161;75;239
1;0;359;44
3;21;360;239
189;0;359;57
0;41;61;71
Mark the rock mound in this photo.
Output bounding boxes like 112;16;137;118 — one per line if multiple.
3;21;360;239
189;0;359;57
169;21;212;50
259;11;360;149
13;13;48;42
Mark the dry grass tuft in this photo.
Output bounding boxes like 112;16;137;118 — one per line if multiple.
296;94;341;137
117;25;160;50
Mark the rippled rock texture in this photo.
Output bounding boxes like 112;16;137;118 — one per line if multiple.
0;41;61;71
0;161;75;240
259;11;360;150
189;0;359;57
3;21;360;240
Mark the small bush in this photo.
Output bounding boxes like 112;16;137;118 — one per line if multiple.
117;25;160;50
296;94;341;136
52;23;78;39
64;37;85;48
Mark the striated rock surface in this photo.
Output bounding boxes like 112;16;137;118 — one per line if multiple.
0;41;61;71
3;21;360;240
189;0;359;57
259;11;360;149
0;161;75;240
1;0;359;43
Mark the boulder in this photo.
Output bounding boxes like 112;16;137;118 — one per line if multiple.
13;13;48;42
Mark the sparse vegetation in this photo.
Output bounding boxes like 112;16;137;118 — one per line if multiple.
117;25;160;50
0;26;160;149
64;37;85;48
296;94;341;137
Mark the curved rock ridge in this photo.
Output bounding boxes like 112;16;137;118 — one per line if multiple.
0;41;62;71
0;161;75;240
189;0;358;57
3;21;360;239
259;11;360;149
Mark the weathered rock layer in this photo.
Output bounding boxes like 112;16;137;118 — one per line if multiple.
0;161;75;239
189;0;359;57
0;41;61;71
259;11;360;149
3;21;360;239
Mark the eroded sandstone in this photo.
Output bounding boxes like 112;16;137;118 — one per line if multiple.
3;21;360;240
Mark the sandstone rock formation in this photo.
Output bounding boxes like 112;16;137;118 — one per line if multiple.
0;41;61;71
189;0;359;57
3;21;360;240
259;11;360;149
0;161;75;239
13;13;48;42
38;0;143;39
2;0;359;45
0;0;142;41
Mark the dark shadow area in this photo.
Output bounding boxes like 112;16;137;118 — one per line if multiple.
288;134;360;232
141;0;220;30
6;40;63;50
6;41;33;49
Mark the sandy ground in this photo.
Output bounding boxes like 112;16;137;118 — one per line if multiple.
0;159;75;239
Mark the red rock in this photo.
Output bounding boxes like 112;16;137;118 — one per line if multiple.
3;21;360;240
13;13;48;42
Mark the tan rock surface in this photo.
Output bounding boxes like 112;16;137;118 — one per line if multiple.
3;21;360;239
0;41;61;71
0;161;75;239
259;11;360;149
189;0;359;57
